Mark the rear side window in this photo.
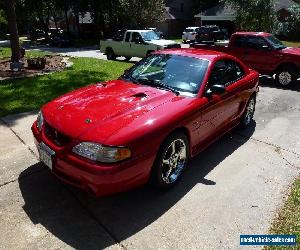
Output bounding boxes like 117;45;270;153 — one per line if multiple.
125;32;131;42
209;60;245;87
233;35;248;47
233;35;268;49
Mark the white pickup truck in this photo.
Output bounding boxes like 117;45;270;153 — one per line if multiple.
100;30;180;60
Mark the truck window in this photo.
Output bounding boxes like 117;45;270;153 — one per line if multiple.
132;32;143;43
246;36;268;49
233;35;248;47
125;32;131;42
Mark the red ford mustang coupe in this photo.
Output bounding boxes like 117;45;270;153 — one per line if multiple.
32;48;259;196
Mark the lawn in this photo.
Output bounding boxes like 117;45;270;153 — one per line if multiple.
0;47;53;59
265;178;300;249
0;57;132;117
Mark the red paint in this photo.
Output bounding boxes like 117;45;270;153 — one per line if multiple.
192;32;300;75
32;49;259;196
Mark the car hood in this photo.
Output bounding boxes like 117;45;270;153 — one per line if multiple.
281;47;300;56
148;39;178;46
42;80;178;143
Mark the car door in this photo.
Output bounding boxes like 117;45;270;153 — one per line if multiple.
195;60;244;145
119;31;132;57
130;32;148;58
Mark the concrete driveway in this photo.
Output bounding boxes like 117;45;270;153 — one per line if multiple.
0;80;299;249
25;43;190;62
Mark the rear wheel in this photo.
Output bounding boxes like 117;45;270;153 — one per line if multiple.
240;95;256;128
275;66;298;87
106;48;116;60
151;133;189;188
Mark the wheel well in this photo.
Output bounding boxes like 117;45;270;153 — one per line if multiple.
106;47;113;53
275;62;298;74
164;127;191;157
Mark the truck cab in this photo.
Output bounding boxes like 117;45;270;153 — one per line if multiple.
100;30;180;60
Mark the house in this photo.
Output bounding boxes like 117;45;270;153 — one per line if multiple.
194;0;298;36
156;0;195;37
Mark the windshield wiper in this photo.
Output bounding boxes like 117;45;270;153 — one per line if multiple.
137;78;180;96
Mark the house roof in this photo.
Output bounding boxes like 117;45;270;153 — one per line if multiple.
195;0;298;20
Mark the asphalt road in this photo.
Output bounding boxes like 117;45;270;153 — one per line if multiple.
0;79;299;249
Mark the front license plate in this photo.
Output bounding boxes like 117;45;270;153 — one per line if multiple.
39;142;55;170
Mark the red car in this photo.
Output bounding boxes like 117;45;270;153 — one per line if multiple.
32;49;259;196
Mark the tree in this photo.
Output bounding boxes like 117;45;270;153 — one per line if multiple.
4;0;21;66
228;0;278;32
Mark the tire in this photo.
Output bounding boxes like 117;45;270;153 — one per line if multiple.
240;95;256;128
151;133;189;188
106;48;116;60
125;56;131;61
275;66;298;87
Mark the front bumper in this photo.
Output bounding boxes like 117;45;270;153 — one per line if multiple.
32;121;156;196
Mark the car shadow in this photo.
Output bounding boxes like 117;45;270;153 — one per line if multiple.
259;76;300;92
18;122;256;249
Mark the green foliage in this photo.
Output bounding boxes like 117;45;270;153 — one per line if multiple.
192;0;220;14
285;4;300;40
229;0;278;32
118;0;165;28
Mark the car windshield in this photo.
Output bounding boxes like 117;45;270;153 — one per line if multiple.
141;31;160;41
122;54;209;95
266;35;286;50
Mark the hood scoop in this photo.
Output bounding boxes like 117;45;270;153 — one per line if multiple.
131;92;148;100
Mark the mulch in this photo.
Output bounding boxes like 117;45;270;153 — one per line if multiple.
0;55;68;80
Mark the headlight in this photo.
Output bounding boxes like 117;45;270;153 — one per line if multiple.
36;111;44;131
72;142;131;163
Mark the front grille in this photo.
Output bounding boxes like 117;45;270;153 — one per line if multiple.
44;122;71;147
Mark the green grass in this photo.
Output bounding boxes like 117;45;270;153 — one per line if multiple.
265;178;300;250
0;47;53;59
0;58;132;117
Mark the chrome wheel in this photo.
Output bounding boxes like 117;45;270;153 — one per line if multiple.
244;98;255;126
161;139;187;184
278;71;292;86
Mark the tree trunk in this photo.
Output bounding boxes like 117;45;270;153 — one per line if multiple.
64;0;70;34
4;0;20;62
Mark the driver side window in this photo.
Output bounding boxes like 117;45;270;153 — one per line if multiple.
208;59;245;88
132;32;142;43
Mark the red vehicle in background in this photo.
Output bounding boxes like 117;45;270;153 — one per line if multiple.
32;49;259;196
191;32;300;87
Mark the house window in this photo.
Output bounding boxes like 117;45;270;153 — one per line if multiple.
180;3;184;13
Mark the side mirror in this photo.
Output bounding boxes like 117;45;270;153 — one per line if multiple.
206;84;226;96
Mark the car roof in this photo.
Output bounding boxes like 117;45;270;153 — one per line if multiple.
155;48;226;61
185;27;199;29
234;32;271;37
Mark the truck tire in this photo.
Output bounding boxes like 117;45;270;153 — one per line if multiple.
106;48;116;60
275;66;298;87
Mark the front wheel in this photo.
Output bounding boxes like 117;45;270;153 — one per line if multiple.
106;49;116;60
240;95;256;128
151;133;189;188
275;66;298;87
